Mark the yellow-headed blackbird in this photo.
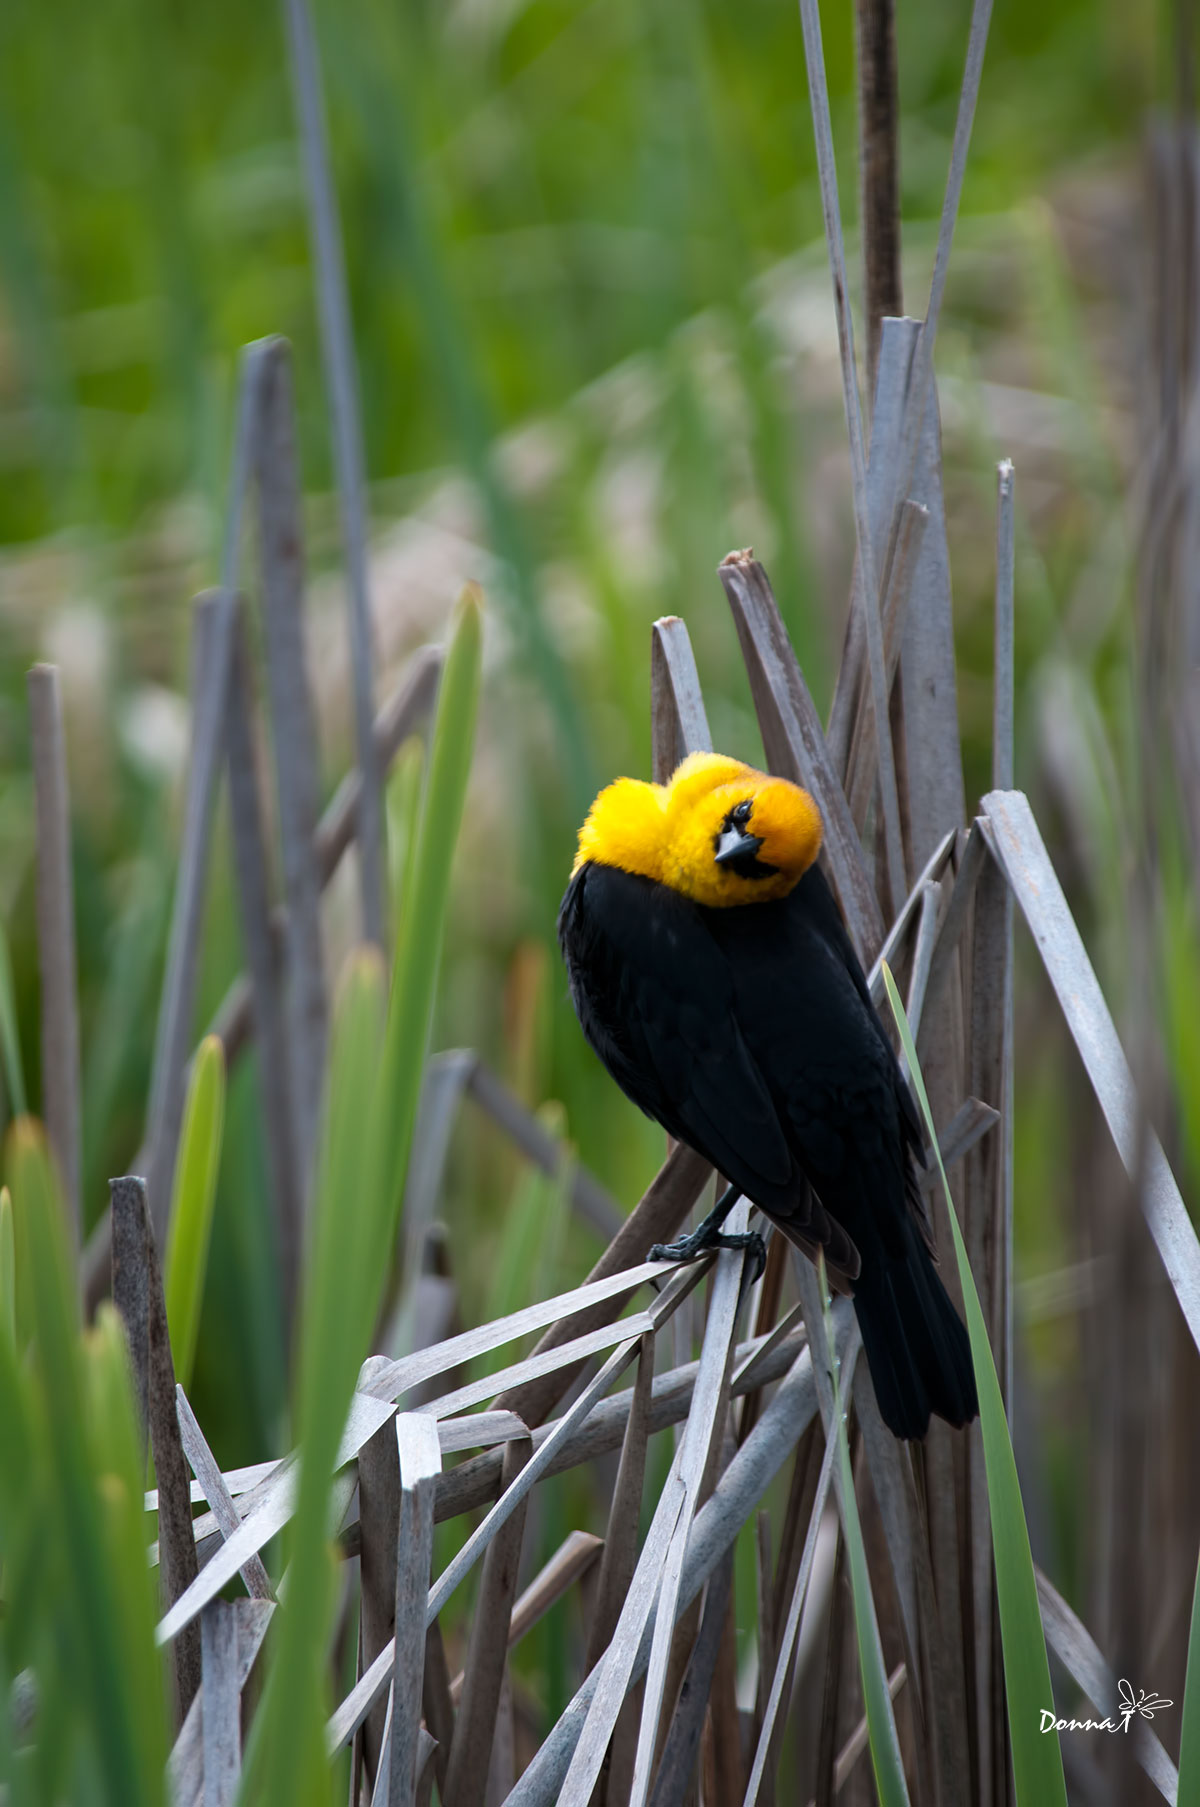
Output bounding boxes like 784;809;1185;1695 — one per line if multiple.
557;751;978;1440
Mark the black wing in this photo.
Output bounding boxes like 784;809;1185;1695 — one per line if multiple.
790;866;927;1172
704;865;928;1258
559;863;792;1196
558;861;860;1274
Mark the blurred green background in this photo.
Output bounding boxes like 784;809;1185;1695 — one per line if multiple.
0;0;1188;1742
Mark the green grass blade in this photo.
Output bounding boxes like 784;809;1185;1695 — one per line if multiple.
373;585;483;1269
385;733;426;947
0;1264;33;1551
0;917;26;1122
7;1120;166;1807
250;951;387;1807
817;1256;911;1807
249;591;481;1805
1179;1544;1200;1802
881;962;1068;1807
84;1303;170;1781
0;1186;13;1349
163;1034;226;1393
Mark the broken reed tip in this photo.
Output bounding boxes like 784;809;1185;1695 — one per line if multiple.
719;547;755;568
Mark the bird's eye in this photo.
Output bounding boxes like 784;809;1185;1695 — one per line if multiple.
732;800;753;825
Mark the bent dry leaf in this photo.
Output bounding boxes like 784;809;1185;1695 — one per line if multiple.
506;1316;851;1806
881;963;1068;1807
982;788;1200;1356
328;1295;708;1756
156;1262;695;1646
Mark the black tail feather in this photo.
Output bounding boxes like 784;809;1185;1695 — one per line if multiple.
851;1217;978;1440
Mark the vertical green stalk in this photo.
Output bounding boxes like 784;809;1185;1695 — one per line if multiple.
163;1034;225;1393
250;588;482;1804
372;585;482;1263
250;952;387;1807
385;734;426;949
1179;1546;1200;1803
0;1187;13;1349
7;1121;165;1806
0;919;26;1123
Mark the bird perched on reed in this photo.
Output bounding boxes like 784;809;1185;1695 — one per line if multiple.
557;750;977;1440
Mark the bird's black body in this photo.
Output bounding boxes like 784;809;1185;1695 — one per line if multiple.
558;858;977;1439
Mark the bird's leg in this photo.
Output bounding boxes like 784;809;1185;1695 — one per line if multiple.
650;1184;766;1281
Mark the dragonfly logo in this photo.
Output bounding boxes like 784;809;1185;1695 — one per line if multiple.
1040;1679;1173;1737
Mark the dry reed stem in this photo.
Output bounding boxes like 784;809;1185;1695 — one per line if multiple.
465;1057;623;1242
169;1601;275;1807
651;1539;737;1807
442;1434;531;1807
359;1363;406;1786
254;337;329;1185
80;646;443;1320
795;0;907;918
651;616;713;780
445;1530;603;1706
387;1416;442;1807
628;1205;751;1807
587;1332;656;1670
111;1175;201;1719
225;605;304;1335
854;0;901;404
175;1388;274;1603
719;552;884;964
200;1601;241;1807
745;1391;843;1806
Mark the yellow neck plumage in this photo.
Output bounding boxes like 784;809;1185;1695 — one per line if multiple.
572;752;822;909
573;774;672;882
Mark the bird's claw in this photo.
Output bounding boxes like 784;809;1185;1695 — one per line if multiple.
649;1236;701;1264
650;1228;767;1283
741;1231;768;1286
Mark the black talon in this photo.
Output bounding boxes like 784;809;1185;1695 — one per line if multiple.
650;1234;707;1263
648;1181;743;1268
742;1230;768;1286
648;1208;766;1282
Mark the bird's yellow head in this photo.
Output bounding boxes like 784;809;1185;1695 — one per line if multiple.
572;751;823;907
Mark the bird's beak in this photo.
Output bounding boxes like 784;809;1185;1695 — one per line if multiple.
715;826;764;866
